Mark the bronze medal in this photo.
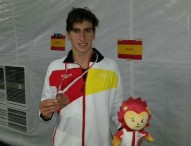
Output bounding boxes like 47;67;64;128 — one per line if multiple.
56;93;69;107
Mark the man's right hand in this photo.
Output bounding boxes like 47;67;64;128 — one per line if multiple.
39;99;59;120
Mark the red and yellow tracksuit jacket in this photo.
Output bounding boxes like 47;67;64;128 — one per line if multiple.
40;48;124;146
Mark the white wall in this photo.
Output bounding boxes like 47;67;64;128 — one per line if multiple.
0;0;191;146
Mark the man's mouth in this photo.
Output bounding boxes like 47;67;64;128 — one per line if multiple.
78;43;88;48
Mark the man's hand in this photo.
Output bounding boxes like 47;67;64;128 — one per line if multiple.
39;99;59;120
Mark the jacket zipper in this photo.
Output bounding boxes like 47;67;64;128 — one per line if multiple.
82;76;86;146
81;51;93;146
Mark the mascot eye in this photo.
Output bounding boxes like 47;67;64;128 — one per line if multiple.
141;119;144;123
131;118;135;122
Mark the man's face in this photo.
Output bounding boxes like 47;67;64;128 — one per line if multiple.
67;21;96;55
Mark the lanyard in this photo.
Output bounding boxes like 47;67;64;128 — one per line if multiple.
58;53;98;94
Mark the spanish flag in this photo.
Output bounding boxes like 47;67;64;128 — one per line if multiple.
118;40;143;60
51;33;65;51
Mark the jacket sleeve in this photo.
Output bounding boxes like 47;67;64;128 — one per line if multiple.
41;63;57;101
110;60;124;136
39;63;57;122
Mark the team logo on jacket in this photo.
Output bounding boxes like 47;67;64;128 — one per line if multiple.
61;73;72;79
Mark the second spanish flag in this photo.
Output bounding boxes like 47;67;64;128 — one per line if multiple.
118;40;143;60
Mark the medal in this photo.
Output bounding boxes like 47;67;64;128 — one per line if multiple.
56;93;69;107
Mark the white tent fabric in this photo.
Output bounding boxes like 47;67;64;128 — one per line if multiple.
0;0;191;146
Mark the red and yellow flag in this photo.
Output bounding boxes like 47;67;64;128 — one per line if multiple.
51;34;65;51
118;40;143;60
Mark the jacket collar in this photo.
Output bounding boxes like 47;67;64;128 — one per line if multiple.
63;48;104;63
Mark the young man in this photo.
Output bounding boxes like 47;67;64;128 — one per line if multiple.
39;7;124;146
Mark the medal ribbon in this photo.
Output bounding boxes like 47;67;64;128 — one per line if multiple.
58;53;98;94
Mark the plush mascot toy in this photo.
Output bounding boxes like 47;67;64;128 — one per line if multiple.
112;97;154;146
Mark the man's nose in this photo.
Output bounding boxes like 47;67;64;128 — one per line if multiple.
79;31;86;41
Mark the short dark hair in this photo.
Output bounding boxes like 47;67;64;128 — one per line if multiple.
66;7;99;32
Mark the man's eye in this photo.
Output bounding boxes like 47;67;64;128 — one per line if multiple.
72;29;80;33
85;29;93;33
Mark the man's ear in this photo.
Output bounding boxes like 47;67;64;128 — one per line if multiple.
93;30;96;40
